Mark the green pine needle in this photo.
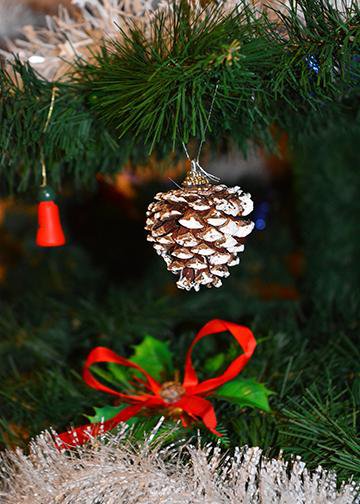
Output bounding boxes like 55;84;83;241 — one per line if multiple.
0;0;359;191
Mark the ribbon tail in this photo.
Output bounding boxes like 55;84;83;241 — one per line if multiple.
181;396;222;437
55;403;143;448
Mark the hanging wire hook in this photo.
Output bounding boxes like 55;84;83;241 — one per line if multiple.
40;86;58;187
195;160;220;182
182;141;191;160
196;82;219;163
181;83;220;186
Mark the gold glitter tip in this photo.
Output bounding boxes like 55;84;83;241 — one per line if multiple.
182;171;211;187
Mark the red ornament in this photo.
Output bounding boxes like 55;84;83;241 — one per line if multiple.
56;319;256;448
36;186;65;247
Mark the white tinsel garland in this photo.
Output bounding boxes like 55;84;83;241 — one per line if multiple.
1;1;153;81
0;423;358;503
0;0;39;41
1;0;166;81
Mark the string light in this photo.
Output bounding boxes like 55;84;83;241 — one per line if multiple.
254;201;269;231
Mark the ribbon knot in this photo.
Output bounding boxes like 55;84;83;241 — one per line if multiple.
160;381;186;404
57;319;256;448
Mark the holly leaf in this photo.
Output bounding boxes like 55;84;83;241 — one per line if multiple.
91;365;125;388
215;378;273;412
87;404;138;426
107;363;132;387
92;336;174;390
91;362;137;394
130;335;174;381
204;353;225;374
87;404;124;423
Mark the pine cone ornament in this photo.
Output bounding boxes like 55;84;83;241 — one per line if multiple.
145;164;254;292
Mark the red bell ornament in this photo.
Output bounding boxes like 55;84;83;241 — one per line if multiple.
36;186;66;247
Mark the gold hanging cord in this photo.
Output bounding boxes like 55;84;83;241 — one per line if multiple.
40;86;58;187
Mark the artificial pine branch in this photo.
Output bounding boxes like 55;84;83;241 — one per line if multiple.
80;0;359;145
78;2;279;149
280;383;360;481
0;0;359;191
0;238;358;479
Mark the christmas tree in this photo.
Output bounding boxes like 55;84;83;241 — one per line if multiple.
0;0;359;500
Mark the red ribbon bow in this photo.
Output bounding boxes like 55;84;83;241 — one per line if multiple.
57;319;256;448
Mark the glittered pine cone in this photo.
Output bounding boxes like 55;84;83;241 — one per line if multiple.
145;182;254;292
